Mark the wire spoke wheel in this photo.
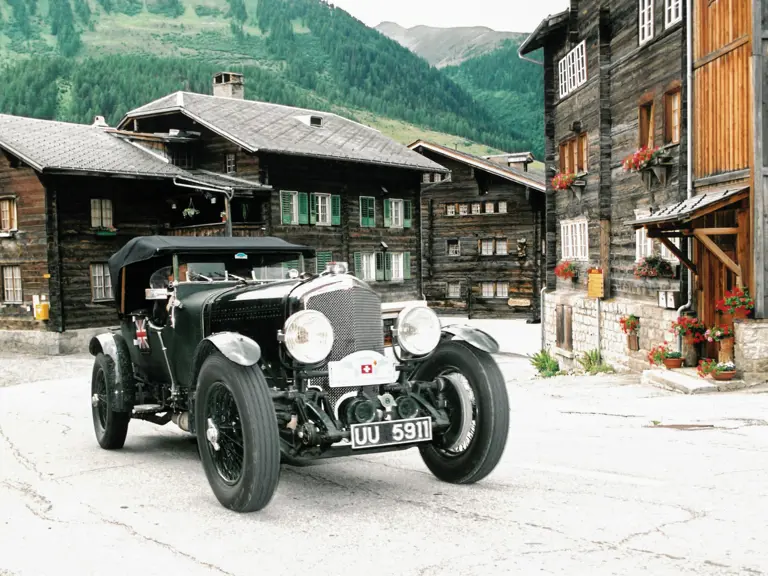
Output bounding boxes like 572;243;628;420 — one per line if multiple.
204;382;245;485
437;370;477;456
94;369;108;429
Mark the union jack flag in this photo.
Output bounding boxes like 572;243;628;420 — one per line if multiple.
134;317;150;352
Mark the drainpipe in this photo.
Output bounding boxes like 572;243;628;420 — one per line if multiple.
676;0;694;351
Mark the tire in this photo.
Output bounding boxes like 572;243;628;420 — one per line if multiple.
91;353;130;450
413;340;510;484
195;352;280;513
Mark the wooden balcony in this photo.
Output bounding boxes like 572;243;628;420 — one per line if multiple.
166;222;267;237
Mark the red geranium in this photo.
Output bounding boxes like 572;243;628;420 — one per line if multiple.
555;261;577;280
622;145;662;172
551;172;576;191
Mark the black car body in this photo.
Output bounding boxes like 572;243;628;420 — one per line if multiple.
89;236;510;512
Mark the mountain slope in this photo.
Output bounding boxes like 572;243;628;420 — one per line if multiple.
375;22;526;68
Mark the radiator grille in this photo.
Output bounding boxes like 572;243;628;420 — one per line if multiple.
305;285;384;415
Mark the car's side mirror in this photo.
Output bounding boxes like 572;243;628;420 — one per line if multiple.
145;288;170;300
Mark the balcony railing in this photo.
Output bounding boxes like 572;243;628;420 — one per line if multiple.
166;222;267;237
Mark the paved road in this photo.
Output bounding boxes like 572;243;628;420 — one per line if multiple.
2;352;768;575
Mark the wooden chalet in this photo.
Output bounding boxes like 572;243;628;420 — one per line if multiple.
0;73;448;341
409;140;546;320
521;0;768;383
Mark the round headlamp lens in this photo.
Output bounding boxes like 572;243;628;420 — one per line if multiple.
283;310;334;364
396;306;441;356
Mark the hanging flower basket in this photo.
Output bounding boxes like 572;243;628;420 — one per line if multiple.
633;255;675;279
619;314;639;334
554;260;577;281
551;172;576;191
715;287;754;319
622;146;673;172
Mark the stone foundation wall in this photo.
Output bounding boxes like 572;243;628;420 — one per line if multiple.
734;319;768;385
0;326;114;355
543;289;682;372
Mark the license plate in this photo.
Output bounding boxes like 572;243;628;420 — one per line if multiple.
350;417;433;450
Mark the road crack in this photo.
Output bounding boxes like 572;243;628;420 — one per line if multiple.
0;423;42;478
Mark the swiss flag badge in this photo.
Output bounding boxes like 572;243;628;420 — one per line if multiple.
361;364;373;375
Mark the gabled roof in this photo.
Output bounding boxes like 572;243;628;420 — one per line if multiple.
117;92;449;174
631;187;750;228
518;9;570;56
407;140;546;192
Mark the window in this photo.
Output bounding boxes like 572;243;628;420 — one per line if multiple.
660;237;681;261
459;204;468;216
422;173;430;183
315;193;331;226
558;41;587;98
665;0;682;27
559;133;589;174
226;153;236;174
664;90;681;144
315;251;333;274
496;282;509;298
390;252;404;281
481;239;495;256
447;239;460;256
2;265;21;303
168;144;194;168
447;282;461;298
446;204;456;216
359;196;375;227
357;253;377;281
498;201;507;214
472;203;481;215
434;173;443;182
639;0;654;45
482;282;495;298
384;199;411;228
480;239;507;256
91;198;113;228
635;226;655;262
496;239;508;255
639;101;655;148
485;202;495;214
561;218;589;261
0;198;17;231
90;263;112;301
280;191;300;224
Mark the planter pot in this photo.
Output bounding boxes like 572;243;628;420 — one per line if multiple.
663;357;684;369
627;333;639;351
718;337;734;363
712;370;736;381
684;334;695;345
732;309;749;320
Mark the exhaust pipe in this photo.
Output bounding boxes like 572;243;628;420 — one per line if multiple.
172;411;191;432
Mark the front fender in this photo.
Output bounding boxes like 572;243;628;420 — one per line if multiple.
88;331;134;411
204;332;262;366
440;325;500;354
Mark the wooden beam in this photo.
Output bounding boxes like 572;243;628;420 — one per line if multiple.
647;229;688;238
694;35;750;70
659;237;697;274
694;230;742;277
695;227;740;235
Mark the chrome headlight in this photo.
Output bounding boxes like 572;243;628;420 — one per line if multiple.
282;310;334;364
395;305;441;356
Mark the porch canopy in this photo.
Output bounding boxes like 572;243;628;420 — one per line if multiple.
630;185;750;288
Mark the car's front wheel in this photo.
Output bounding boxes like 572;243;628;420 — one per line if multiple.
195;352;280;513
91;353;130;449
413;340;510;484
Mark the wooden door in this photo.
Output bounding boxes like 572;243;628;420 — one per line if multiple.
697;240;738;359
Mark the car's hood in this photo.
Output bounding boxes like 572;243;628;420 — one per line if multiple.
214;273;372;307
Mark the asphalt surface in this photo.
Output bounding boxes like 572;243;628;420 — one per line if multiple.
2;351;768;575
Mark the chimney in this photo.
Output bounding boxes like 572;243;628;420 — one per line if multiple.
213;72;244;99
91;115;109;128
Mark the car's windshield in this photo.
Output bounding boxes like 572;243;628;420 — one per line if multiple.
149;251;306;287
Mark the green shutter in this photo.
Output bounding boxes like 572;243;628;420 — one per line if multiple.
353;252;362;278
375;251;384;281
403;252;411;279
331;195;341;226
281;191;293;224
360;197;374;227
309;193;317;225
369;197;376;227
383;199;391;227
283;259;299;271
404;200;412;228
316;251;332;273
298;192;309;225
384;252;392;281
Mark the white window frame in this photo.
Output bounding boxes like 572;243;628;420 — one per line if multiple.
390;199;404;228
635;226;655;262
459;204;468;216
90;263;112;301
481;239;495;256
660;237;681;262
226;153;236;174
91;198;113;228
496;239;508;256
558;41;587;98
485;202;495;214
422;173;430;183
0;197;17;232
316;193;331;226
447;282;461;299
360;253;376;281
481;282;495;298
2;265;21;303
446;204;456;216
560;218;589;261
496;282;509;299
472;202;481;215
498;201;507;214
665;0;682;27
639;0;654;45
447;239;460;256
391;252;404;281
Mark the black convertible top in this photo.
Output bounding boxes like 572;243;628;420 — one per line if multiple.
108;235;315;286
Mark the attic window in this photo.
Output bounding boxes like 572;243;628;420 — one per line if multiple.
310;116;323;127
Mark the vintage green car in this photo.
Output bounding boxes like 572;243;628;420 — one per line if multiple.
89;236;510;512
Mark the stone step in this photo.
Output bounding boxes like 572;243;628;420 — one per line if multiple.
641;368;750;394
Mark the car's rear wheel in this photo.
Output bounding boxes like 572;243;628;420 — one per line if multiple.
91;353;130;449
413;340;509;484
195;352;280;513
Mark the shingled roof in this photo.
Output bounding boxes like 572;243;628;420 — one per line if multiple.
117;92;449;173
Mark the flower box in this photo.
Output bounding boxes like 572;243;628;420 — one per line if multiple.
94;228;118;236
